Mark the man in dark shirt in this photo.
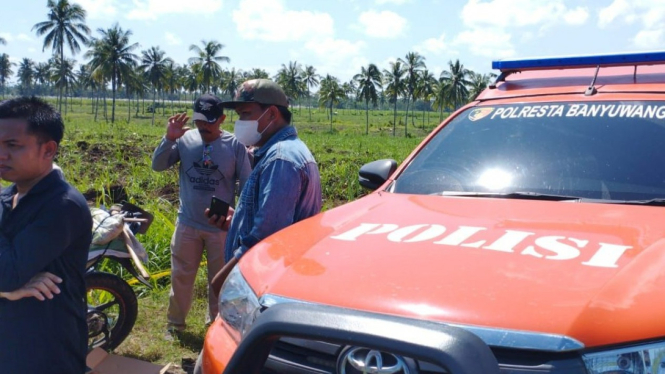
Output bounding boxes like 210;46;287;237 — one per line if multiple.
0;97;92;373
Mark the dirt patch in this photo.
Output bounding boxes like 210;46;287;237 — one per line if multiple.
83;184;129;205
157;184;179;206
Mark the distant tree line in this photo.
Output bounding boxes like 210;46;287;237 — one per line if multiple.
0;0;496;134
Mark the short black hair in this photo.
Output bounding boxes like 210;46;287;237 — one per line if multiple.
0;96;64;145
260;104;292;124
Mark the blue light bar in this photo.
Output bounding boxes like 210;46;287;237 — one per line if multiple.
492;51;665;72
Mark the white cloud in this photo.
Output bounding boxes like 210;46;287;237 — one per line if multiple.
375;0;412;4
165;32;182;46
358;10;407;38
233;0;334;42
453;28;514;59
0;32;34;44
564;7;589;25
598;0;630;27
598;0;665;49
0;33;13;42
634;29;664;48
461;0;588;28
72;0;117;19
304;38;367;81
414;33;450;55
16;34;33;43
127;0;223;21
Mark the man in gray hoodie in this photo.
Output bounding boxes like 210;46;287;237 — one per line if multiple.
152;94;251;339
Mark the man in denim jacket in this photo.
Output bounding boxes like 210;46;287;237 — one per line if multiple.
211;79;322;294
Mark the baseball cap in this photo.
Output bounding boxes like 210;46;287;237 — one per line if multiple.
220;79;289;109
193;94;224;123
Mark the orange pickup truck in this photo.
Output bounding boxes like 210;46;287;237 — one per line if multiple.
199;51;665;374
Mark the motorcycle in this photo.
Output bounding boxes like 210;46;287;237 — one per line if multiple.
85;202;154;351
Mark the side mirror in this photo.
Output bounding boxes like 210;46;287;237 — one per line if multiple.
359;159;397;190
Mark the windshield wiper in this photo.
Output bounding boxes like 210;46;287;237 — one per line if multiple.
605;198;665;206
435;191;582;202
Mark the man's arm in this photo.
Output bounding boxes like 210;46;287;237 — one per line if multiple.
0;198;86;292
233;159;301;259
0;272;62;301
151;137;180;171
211;257;238;296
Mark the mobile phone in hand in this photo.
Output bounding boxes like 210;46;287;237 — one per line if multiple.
208;196;230;220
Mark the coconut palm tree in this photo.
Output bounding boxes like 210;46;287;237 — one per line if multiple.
275;61;303;107
353;63;382;135
383;60;407;136
17;58;36;95
0;54;15;98
32;0;90;111
318;74;345;132
183;63;200;102
221;68;242;101
140;46;172;125
51;56;77;115
432;79;449;123
440;59;471;111
398;51;426;131
244;68;269;80
85;25;138;123
34;61;52;96
468;71;495;101
301;65;320;122
415;69;436;129
188;40;229;93
163;60;179;114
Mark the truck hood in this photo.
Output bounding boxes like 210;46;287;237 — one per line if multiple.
239;193;665;348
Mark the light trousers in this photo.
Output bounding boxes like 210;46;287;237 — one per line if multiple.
167;222;226;329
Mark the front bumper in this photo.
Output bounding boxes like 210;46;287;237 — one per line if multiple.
201;302;500;374
200;317;238;374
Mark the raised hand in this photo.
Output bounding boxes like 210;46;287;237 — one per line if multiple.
165;112;191;141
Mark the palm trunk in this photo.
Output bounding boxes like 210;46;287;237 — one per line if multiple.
422;107;425;129
151;89;157;125
365;99;369;135
404;96;410;137
63;87;68;117
392;97;397;137
329;100;333;132
127;86;131;123
111;72;117;123
308;90;312;122
103;88;108;122
94;89;100;122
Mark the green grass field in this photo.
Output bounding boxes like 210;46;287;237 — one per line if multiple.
34;98;444;372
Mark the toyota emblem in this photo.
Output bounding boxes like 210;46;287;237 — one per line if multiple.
337;347;410;374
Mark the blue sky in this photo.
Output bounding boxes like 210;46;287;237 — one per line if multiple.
2;0;664;83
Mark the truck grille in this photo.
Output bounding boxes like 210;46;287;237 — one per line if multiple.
262;338;588;374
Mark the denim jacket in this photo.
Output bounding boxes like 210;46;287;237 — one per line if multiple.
224;125;322;261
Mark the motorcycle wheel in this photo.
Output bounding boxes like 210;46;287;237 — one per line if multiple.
86;272;138;350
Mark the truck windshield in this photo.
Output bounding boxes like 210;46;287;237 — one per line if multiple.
393;101;665;201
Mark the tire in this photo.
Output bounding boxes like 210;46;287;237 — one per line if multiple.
85;271;138;350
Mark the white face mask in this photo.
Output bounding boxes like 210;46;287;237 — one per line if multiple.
234;108;273;146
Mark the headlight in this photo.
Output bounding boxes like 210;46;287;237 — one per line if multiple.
218;266;261;342
583;341;665;373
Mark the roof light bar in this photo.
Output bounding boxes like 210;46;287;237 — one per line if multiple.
492;51;665;72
